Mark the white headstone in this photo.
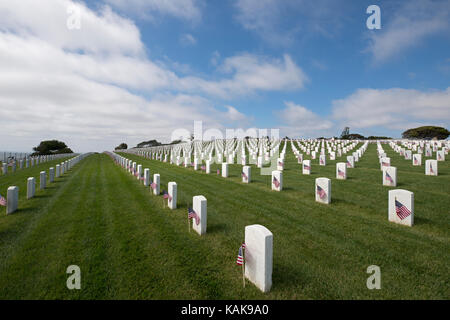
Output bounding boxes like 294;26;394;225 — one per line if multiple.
277;158;284;171
388;189;414;227
425;159;438;176
380;157;390;170
336;162;346;180
244;224;273;293
206;160;211;174
319;154;326;166
193;195;207;236
40;171;46;189
27;177;35;199
168;182;177;209
221;163;228;178
49;167;54;183
271;170;282;191
315;178;331;204
137;164;143;180
55;164;60;178
412;154;422;166
302;160;311;175
6;186;19;215
144;168;150;186
346;156;354;168
242;166;251;183
383;166;397;187
153;174;160;195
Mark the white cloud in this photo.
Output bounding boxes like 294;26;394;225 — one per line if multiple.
276;101;334;137
105;0;202;22
181;53;308;98
180;33;197;46
332;87;450;130
0;0;143;56
366;0;450;63
0;0;312;152
0;0;246;152
234;0;344;46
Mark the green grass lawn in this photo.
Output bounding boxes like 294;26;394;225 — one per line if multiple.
0;144;448;299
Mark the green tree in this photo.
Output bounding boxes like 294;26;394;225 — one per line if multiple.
402;126;449;140
341;133;365;140
115;143;128;150
32;140;73;156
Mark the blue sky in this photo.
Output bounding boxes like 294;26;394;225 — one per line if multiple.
0;0;449;152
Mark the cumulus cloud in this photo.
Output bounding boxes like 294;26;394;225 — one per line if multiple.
365;0;450;63
181;53;308;98
332;87;450;130
0;1;247;152
0;0;143;55
234;0;345;46
276;101;334;137
104;0;203;22
179;33;197;46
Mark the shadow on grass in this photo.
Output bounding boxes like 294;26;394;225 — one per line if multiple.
34;194;51;199
413;215;433;226
272;261;306;293
207;223;228;234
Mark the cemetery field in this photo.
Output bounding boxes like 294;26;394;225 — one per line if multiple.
0;145;449;299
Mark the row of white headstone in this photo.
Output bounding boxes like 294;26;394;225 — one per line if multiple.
110;152;178;210
108;152;274;294
1;153;75;176
4;154;91;215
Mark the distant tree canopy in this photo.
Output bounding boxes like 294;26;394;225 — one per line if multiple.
402;126;449;140
136;140;162;148
341;133;365;140
367;136;392;140
32;140;73;156
115;143;128;150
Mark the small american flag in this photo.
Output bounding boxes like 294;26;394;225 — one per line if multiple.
217;169;220;175
303;164;310;171
385;171;393;183
242;171;247;181
201;165;206;171
414;157;418;165
395;199;411;220
236;243;245;266
317;185;326;199
438;153;442;160
382;161;389;167
338;169;345;177
163;190;169;199
0;194;6;206
188;207;200;225
430;163;434;174
273;176;280;188
278;161;283;167
150;181;157;190
347;161;352;168
320;157;324;165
